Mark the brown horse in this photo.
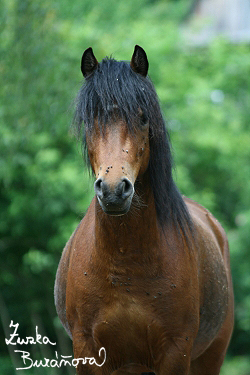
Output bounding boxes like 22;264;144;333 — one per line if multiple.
54;46;234;375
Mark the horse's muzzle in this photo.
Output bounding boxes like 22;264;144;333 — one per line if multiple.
94;177;134;215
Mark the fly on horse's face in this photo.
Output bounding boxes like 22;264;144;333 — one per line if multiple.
81;46;151;216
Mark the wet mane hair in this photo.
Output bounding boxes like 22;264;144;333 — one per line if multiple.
73;56;193;235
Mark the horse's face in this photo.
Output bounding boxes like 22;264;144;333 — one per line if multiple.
87;118;150;215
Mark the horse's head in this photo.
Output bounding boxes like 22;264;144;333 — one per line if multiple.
81;46;150;215
75;46;193;232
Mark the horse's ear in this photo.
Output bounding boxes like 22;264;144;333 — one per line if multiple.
81;47;98;78
130;45;148;77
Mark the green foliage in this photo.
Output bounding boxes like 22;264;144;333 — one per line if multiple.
1;0;250;373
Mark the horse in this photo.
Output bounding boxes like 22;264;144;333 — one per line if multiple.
54;45;234;375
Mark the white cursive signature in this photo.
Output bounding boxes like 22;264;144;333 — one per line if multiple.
5;321;106;370
14;348;106;370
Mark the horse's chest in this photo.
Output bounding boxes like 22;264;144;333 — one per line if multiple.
79;274;196;352
91;297;164;366
93;301;150;344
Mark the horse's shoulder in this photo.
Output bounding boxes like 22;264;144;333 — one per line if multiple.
54;225;80;339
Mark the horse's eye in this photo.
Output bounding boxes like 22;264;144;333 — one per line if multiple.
140;112;148;126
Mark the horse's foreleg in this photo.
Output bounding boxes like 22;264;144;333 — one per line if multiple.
72;328;107;375
189;292;234;375
156;356;191;375
152;337;194;375
189;327;232;375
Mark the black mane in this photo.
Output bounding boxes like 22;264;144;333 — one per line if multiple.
74;57;192;235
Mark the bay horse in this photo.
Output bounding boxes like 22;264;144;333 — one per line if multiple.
54;46;234;375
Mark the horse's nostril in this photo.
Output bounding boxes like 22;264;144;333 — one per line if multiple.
117;178;134;199
122;179;129;192
94;178;103;197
